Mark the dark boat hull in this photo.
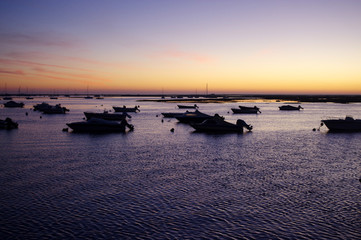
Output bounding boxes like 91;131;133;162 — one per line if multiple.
322;119;361;132
113;107;139;112
84;112;127;120
67;122;126;132
231;108;259;114
161;112;186;118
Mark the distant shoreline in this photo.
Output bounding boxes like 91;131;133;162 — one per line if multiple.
1;94;361;103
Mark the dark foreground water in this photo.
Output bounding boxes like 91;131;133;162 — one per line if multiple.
1;97;361;239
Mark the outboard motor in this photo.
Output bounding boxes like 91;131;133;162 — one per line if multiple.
236;119;253;131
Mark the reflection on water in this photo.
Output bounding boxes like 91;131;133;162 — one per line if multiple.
0;97;361;239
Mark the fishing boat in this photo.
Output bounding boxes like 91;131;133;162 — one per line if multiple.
113;105;140;112
279;105;303;111
3;101;24;108
175;110;216;123
42;104;69;114
190;114;252;133
84;111;131;121
67;118;134;133
0;118;18;129
321;116;361;132
33;102;51;111
231;106;261;114
177;104;198;109
161;111;190;118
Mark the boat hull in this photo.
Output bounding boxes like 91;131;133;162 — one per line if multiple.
66;119;127;133
191;124;244;133
322;119;361;132
161;112;186;118
177;105;198;109
113;107;139;112
231;108;259;114
84;112;127;121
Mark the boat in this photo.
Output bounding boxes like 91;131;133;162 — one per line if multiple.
49;96;58;99
33;102;51;111
231;106;261;114
0;118;18;129
177;104;198;109
2;96;12;100
67;118;134;133
161;111;190;118
3;101;24;108
279;105;303;111
190;114;253;133
42;104;69;114
26;96;34;99
84;111;131;121
113;105;140;112
321;116;361;132
175;110;216;123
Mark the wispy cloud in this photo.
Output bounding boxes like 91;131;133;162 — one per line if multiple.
31;67;112;83
0;32;77;48
0;58;93;72
153;48;215;63
0;69;25;75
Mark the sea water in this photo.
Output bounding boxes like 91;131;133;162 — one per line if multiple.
1;97;361;239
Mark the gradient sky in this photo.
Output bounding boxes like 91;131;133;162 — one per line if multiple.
1;0;360;94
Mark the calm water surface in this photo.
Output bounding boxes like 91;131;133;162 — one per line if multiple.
1;97;361;239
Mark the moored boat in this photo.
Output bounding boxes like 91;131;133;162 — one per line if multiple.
177;104;198;109
84;111;131;121
113;105;140;112
4;101;24;108
190;114;252;133
0;118;18;129
279;105;303;111
161;111;190;118
67;118;134;133
33;102;51;111
42;104;69;114
321;116;361;132
231;106;261;114
175;110;216;123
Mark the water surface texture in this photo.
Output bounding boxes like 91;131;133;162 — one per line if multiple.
1;97;361;239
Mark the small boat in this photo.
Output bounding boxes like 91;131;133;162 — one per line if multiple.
33;102;51;111
113;105;140;112
190;114;252;133
177;104;198;109
175;110;215;123
84;96;93;99
161;111;190;118
3;101;24;108
42;104;69;114
2;96;12;100
321;116;361;132
279;105;303;111
26;96;34;100
0;118;18;129
67;118;134;133
231;106;261;114
84;111;131;121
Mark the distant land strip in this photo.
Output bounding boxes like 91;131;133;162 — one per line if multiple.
137;94;361;104
1;94;361;103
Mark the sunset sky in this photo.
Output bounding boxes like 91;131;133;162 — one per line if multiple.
1;0;360;94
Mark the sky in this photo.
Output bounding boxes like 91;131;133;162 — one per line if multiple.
0;0;360;95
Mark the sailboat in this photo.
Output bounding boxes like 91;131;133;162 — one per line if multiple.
2;83;12;100
84;85;93;99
